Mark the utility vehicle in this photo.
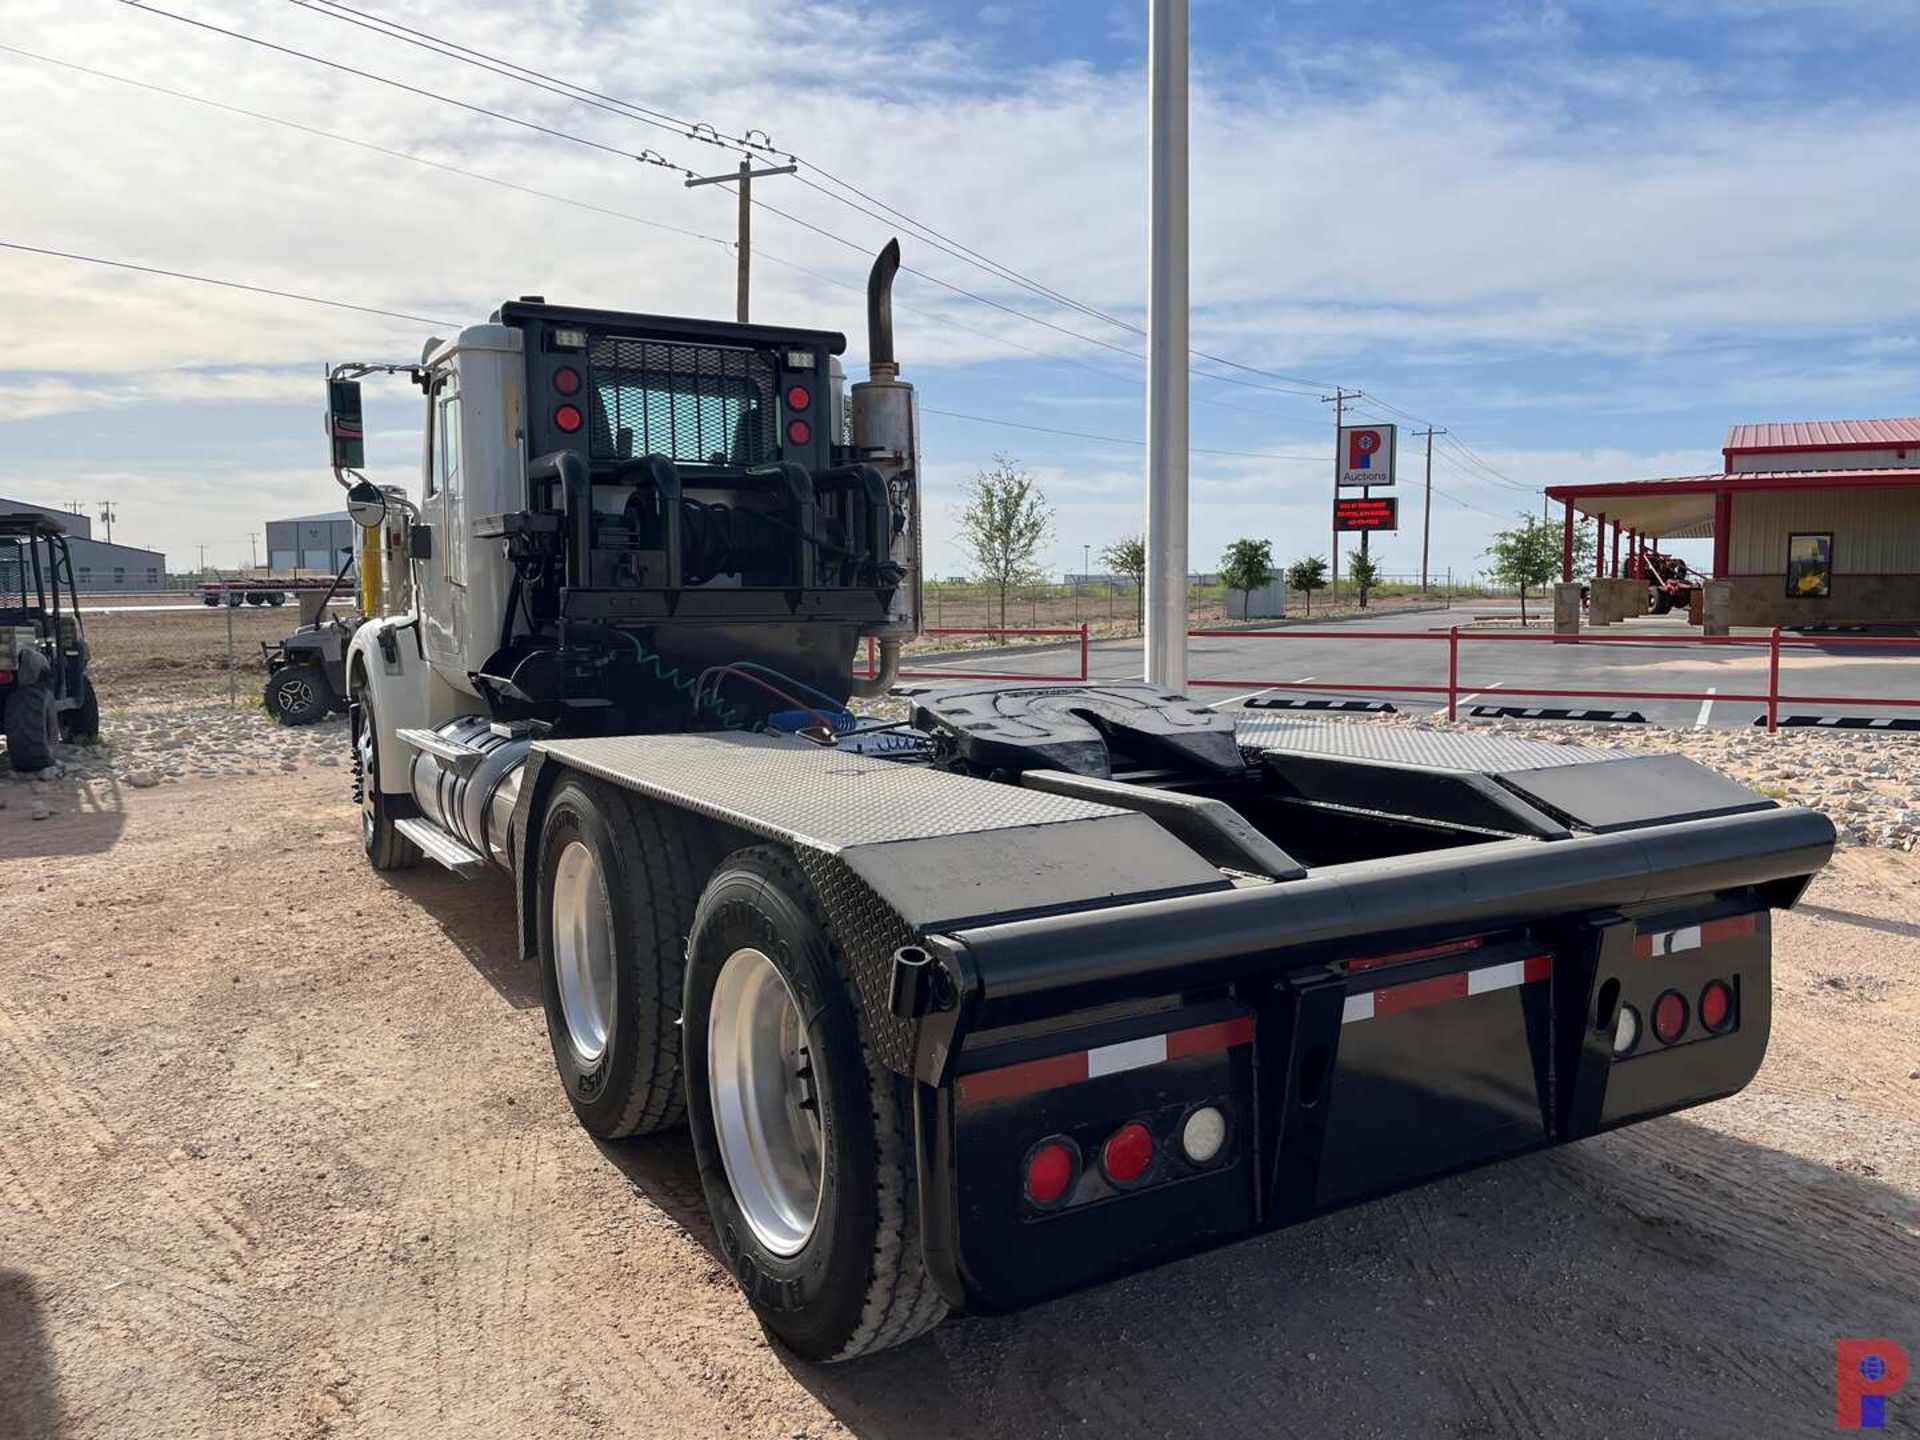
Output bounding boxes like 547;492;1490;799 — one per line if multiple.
2;511;99;770
262;548;360;725
331;244;1832;1362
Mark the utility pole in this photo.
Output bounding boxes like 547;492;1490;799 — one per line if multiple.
1143;0;1189;692
1320;389;1361;600
685;157;797;323
248;533;258;569
197;543;208;574
98;500;117;543
1411;427;1445;593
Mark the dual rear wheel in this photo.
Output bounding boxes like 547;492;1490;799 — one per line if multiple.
533;778;944;1361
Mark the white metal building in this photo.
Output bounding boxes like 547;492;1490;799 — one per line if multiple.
0;496;169;592
264;511;355;573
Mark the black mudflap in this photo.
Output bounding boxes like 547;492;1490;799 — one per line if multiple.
1266;941;1556;1218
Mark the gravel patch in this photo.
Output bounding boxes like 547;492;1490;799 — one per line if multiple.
2;701;348;812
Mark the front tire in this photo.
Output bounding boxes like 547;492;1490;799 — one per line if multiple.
4;681;58;772
535;778;704;1138
267;665;331;725
683;846;946;1362
351;688;418;871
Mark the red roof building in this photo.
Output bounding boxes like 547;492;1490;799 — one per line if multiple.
1545;418;1920;626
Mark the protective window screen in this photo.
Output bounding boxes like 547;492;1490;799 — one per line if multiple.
0;547;26;608
584;337;776;465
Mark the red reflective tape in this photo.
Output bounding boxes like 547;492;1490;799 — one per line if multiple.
1372;972;1470;1017
1345;937;1485;973
956;1051;1087;1107
1632;934;1654;960
1164;1015;1256;1060
955;1014;1255;1109
1523;953;1553;984
1701;914;1759;945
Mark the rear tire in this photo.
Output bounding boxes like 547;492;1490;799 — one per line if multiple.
535;777;705;1138
1652;588;1674;615
352;689;418;871
60;677;99;743
267;665;331;726
683;846;947;1362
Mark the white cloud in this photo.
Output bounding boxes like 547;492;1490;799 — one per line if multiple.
3;0;1918;572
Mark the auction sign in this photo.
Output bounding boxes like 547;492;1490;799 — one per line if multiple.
1334;495;1399;532
1338;423;1397;487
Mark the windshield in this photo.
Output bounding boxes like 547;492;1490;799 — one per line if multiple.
585;336;777;467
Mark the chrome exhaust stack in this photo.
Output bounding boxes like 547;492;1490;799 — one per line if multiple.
848;240;922;699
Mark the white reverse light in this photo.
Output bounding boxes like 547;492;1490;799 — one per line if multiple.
1613;1004;1641;1057
1181;1106;1228;1165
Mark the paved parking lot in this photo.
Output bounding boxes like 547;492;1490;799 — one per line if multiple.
901;603;1920;731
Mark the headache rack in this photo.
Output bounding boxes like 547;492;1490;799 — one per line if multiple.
584;336;778;468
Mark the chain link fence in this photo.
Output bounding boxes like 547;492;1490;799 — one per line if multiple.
78;594;342;711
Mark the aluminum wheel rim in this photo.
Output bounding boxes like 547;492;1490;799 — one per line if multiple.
278;677;316;712
355;712;376;844
552;841;616;1069
708;947;824;1257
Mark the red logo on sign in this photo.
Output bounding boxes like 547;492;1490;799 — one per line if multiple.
1347;429;1380;469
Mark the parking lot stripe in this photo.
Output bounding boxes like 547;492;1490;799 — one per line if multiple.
1695;687;1717;729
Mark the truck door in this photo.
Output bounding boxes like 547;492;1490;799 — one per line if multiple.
418;366;467;670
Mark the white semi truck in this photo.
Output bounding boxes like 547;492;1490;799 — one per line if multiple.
332;243;1833;1362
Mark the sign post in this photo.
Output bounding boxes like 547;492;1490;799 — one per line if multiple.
1336;423;1398;595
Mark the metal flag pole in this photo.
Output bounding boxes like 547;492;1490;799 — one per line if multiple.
1143;0;1189;692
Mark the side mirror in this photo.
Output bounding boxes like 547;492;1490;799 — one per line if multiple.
345;480;388;529
327;378;366;470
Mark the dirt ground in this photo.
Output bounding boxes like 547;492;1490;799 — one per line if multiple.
2;766;1916;1440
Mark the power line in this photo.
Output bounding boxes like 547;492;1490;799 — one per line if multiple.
249;0;1339;395
0;42;1298;445
2;236;1326;470
110;4;1335;407
0;239;454;325
99;6;1516;482
922;408;1325;462
0;44;728;251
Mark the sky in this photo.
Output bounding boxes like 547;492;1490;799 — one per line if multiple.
2;0;1918;581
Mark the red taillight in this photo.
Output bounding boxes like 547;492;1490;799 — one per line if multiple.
555;404;584;434
1698;980;1734;1033
786;384;811;410
1024;1138;1077;1207
786;418;812;446
1101;1121;1154;1186
553;365;581;396
1652;989;1689;1045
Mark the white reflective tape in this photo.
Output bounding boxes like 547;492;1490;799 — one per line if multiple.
1341;993;1375;1025
1467;959;1528;995
1086;1034;1168;1078
1662;925;1702;956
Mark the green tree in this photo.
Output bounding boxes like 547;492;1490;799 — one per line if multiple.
1219;538;1275;620
1101;534;1147;631
1347;549;1383;609
1285;554;1328;615
956;454;1054;632
1485;514;1561;623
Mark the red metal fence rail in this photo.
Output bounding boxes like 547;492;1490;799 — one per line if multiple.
1184;626;1919;732
864;624;1091;684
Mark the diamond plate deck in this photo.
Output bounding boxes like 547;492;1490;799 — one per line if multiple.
539;731;1130;848
1235;717;1627;772
537;730;1232;1078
